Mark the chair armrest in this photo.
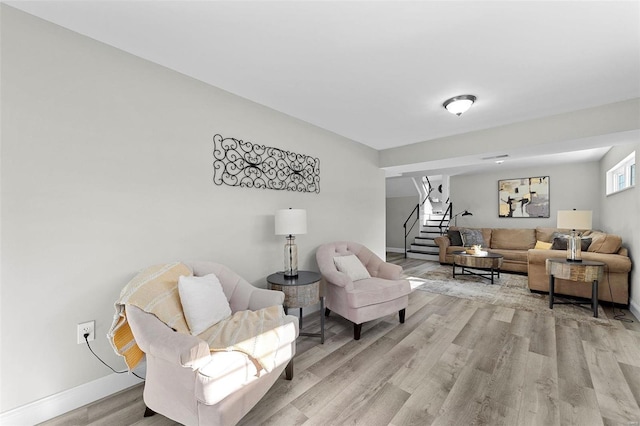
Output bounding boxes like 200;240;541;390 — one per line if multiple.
248;287;285;311
126;305;211;370
376;262;403;280
322;269;354;290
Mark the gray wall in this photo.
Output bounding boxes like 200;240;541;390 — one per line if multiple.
599;144;639;316
386;196;420;251
0;7;385;412
450;162;601;229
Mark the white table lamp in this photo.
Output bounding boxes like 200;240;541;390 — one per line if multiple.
557;210;592;262
275;208;307;277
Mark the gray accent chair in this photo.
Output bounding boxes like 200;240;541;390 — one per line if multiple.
316;242;411;340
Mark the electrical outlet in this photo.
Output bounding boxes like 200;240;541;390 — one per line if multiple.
77;320;95;344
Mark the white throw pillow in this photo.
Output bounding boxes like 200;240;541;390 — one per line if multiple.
333;254;371;281
178;273;232;335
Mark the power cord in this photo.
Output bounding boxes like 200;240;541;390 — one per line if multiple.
604;266;633;323
84;333;145;380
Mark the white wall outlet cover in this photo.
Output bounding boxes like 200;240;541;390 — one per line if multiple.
77;321;95;344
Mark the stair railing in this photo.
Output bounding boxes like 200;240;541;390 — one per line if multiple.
439;202;452;235
403;177;438;258
403;203;419;258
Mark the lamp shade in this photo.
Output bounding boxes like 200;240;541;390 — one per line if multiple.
275;208;307;235
557;210;592;230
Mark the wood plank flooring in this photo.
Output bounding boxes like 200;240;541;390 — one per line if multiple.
41;256;640;426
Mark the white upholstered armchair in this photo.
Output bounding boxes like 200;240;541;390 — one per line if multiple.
316;242;411;340
118;261;299;426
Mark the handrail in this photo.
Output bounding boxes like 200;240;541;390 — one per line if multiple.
439;203;452;235
403;203;420;258
422;176;432;205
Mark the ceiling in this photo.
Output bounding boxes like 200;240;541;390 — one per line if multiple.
6;1;640;178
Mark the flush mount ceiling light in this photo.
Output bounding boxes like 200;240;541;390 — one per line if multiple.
443;94;477;116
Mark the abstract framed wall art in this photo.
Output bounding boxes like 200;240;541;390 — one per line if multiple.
498;176;549;218
212;134;320;193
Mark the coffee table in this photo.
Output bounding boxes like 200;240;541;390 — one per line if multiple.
452;251;504;284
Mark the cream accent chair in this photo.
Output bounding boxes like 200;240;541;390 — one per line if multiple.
316;242;411;340
126;261;299;426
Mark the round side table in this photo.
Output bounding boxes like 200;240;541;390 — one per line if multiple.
267;271;324;344
546;258;605;317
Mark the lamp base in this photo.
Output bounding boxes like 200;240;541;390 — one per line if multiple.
566;231;582;262
283;235;298;277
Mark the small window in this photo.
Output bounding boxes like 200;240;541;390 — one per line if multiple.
606;151;636;195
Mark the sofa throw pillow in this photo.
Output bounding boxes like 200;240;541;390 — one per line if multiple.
534;240;552;250
550;231;570;242
447;230;463;246
587;231;622;254
334;254;371;281
460;228;486;247
178;273;232;336
551;236;592;251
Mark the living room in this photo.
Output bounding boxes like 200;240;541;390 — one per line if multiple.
1;2;639;425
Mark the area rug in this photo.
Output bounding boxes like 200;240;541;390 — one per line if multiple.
406;264;611;325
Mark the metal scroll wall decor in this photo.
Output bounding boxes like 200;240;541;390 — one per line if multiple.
212;134;320;193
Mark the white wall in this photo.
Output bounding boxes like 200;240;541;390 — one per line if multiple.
0;6;385;412
599;143;639;315
385;195;420;251
449;162;602;229
385;177;417;198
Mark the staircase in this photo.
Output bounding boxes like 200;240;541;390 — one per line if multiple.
406;212;449;260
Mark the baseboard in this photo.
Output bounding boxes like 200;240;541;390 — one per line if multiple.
386;247;405;253
630;298;640;320
0;372;143;425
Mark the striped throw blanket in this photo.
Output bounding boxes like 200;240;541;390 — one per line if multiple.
108;262;289;374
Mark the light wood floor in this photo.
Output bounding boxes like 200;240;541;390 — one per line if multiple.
42;257;640;426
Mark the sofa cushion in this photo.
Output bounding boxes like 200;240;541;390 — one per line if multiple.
487;249;529;263
491;228;536;250
536;227;572;243
460;228;486;247
447;230;463;246
334;254;371;281
588;231;622;254
179;274;232;335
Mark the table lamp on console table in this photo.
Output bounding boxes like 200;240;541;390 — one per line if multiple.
556;209;592;262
